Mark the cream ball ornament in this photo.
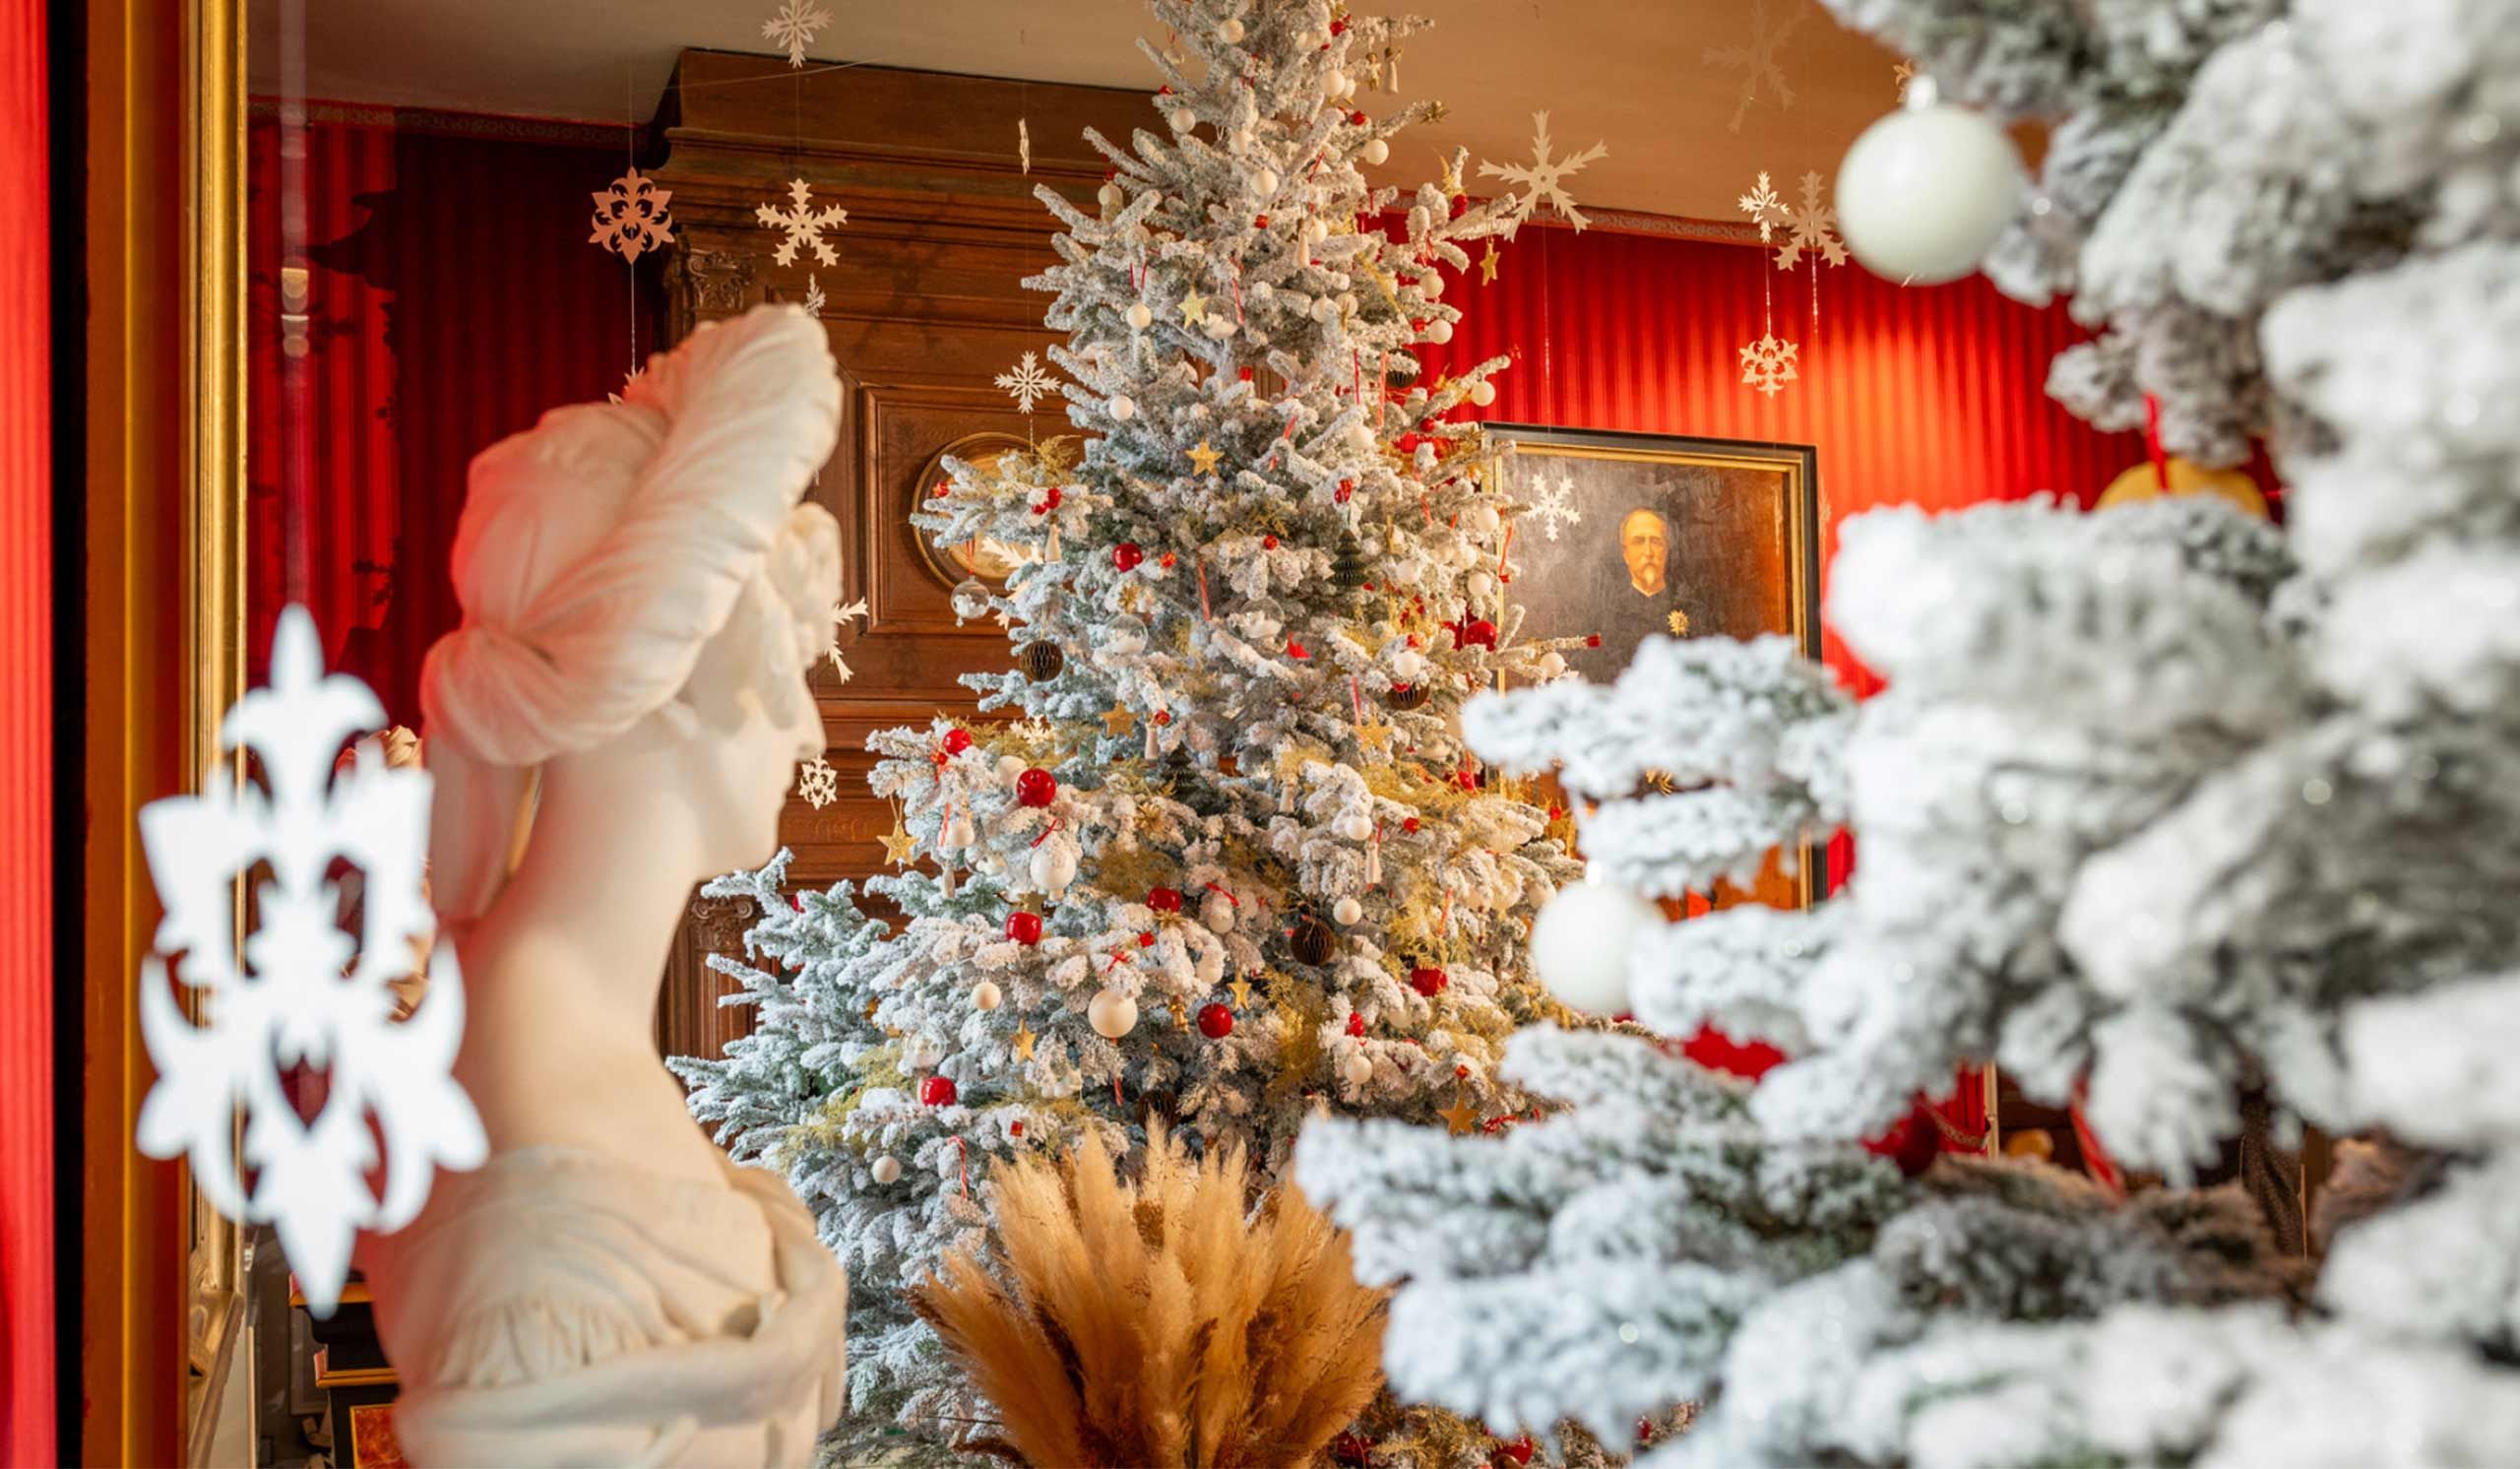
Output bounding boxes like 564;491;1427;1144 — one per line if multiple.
1836;84;2026;287
1168;105;1198;133
869;1155;903;1184
1332;895;1363;925
1088;986;1139;1039
972;981;1003;1011
1324;69;1349;96
1125;301;1154;331
1309;295;1337;323
1257;167;1280;195
1220;16;1244;42
1530;875;1665;1016
1341;1051;1374;1087
1420;271;1443;299
1468;379;1497;408
1098;180;1125;212
1359;137;1388;166
1335;811;1374;841
1109;394;1136;421
1202;889;1237;934
1466;502;1502;536
1423;318;1453;345
1390;647;1425;680
1468;569;1496;600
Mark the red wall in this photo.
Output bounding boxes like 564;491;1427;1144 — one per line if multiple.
0;0;48;1457
1420;222;2140;690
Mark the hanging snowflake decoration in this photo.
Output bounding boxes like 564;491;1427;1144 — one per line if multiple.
828;597;868;680
797;753;841;809
1737;171;1788;244
802;274;827;316
1739;332;1800;396
1893;60;1917;100
589;166;675;262
1019;116;1032;175
1477;111;1609;234
1775;170;1848;272
757;178;849;268
761;0;831;69
607;366;643;406
133;606;484;1317
1704;0;1805;134
995;351;1059;414
1526;472;1583;542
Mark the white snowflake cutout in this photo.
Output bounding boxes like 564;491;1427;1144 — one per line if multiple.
1477;111;1608;233
589;167;674;262
1704;0;1805;134
1775;170;1848;272
1739;332;1800;397
134;606;484;1317
761;0;831;68
1737;171;1788;245
996;351;1058;415
829;597;868;680
1527;471;1582;543
757;178;849;268
797;753;841;809
802;274;827;316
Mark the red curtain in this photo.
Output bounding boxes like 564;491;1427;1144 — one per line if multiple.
247;108;651;729
0;0;47;1456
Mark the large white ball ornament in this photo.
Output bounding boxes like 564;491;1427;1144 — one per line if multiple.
1168;106;1198;133
1088;986;1139;1039
1204;314;1237;339
1126;301;1154;330
1109;394;1136;421
1391;648;1425;680
1423;318;1453;345
1202;890;1237;934
1836;94;2026;286
870;1155;903;1184
1467;569;1496;599
972;981;1003;1011
1335;812;1374;841
1530;877;1664;1016
1359;137;1388;166
1468;379;1496;408
1419;271;1442;299
1220;17;1244;42
1332;895;1363;925
1536;650;1567;679
1309;295;1337;323
1324;69;1349;96
1257;167;1281;196
1466;502;1502;536
1341;1051;1374;1087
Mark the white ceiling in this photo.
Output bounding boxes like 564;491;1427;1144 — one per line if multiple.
249;0;1903;224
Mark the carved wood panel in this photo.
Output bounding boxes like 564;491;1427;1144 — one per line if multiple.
648;50;1143;1067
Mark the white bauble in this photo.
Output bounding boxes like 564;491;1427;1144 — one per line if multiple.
1109;394;1136;421
1423;318;1453;345
1088;986;1138;1039
1347;421;1376;453
1204;314;1237;339
1390;558;1422;586
1359;137;1388;165
1467;569;1496;599
1332;895;1363;925
996;754;1026;782
1194;940;1224;987
870;1154;903;1184
972;980;1003;1011
1126;301;1154;330
1202;890;1237;933
1031;835;1079;895
1098;180;1125;211
1836;96;2026;286
903;1036;943;1070
1220;17;1244;42
1466;502;1502;536
1530;878;1664;1016
1468;379;1497;408
942;815;976;849
1420;271;1443;299
1536;650;1567;679
1324;69;1349;96
1256;167;1280;195
1309;295;1337;323
1295;27;1323;49
1341;1051;1374;1087
1335;811;1374;841
1390;648;1425;680
1168;105;1198;133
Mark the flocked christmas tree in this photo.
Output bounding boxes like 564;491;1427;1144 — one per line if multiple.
674;0;1599;1457
1302;0;2520;1463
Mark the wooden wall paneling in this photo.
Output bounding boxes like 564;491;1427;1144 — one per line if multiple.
648;50;1142;1066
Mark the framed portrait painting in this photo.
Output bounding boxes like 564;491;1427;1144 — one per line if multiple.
1488;424;1821;685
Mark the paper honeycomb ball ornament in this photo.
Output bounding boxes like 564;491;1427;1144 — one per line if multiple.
1015;768;1057;807
1021;641;1065;681
1289;911;1338;966
919;1075;959;1107
1386;681;1428;712
1836;90;2027;286
870;1154;903;1183
1197;1002;1235;1039
1004;909;1043;945
1531;876;1665;1015
1409;964;1449;996
972;981;1003;1011
1088;986;1138;1039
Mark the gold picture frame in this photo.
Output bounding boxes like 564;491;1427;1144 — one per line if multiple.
910;430;1046;589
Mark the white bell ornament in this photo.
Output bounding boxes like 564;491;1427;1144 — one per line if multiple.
941;814;976;850
1088;986;1138;1039
1836;81;2026;287
1193;937;1225;988
1529;875;1665;1017
996;754;1027;782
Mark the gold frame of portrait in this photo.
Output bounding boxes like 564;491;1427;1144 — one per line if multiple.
910;430;1042;590
1487;423;1825;906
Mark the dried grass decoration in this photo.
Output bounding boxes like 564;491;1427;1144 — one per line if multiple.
914;1124;1388;1467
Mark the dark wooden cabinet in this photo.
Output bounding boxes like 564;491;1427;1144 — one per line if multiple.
648;50;1144;1065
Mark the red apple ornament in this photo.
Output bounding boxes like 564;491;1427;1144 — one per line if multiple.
1016;768;1057;807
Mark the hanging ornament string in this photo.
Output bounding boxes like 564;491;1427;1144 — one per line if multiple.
2144;392;2172;490
625;62;641;391
953;1135;969;1196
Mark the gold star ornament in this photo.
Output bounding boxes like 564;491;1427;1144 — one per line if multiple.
1479;239;1500;284
1101;704;1137;736
1437;1091;1480;1136
881;822;919;867
1178;286;1210;325
1012;1022;1038;1060
1355;720;1394;753
1228;977;1254;1009
1187;439;1224;476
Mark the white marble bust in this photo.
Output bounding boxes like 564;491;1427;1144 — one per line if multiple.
363;305;848;1468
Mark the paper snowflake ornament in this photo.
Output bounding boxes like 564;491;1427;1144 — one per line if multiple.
761;0;831;68
802;274;827;316
1019;116;1032;174
995;351;1058;414
1478;112;1608;233
1775;170;1848;271
1527;471;1582;542
757;178;848;268
1705;0;1804;134
797;753;841;809
828;597;867;680
133;606;484;1317
589;166;675;262
1737;171;1788;244
1739;332;1800;396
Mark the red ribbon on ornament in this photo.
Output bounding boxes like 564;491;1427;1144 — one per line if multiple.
2143;392;2172;492
1202;881;1240;907
1349;673;1365;723
1197;560;1213;621
954;1136;969;1196
1030;816;1064;849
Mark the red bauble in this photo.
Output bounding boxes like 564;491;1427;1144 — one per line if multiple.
1460;618;1498;649
1865;1104;1944;1179
1262;533;1279;548
1041;484;1063;510
1499;1437;1536;1466
1113;541;1145;572
1148;885;1184;913
1680;1023;1787;1082
1015;768;1057;807
1138;930;1156;948
1402;817;1420;833
1409;965;1449;996
1198;1002;1235;1039
1004;910;1044;945
942;728;975;756
1586;633;1603;648
919;1075;958;1107
1346;1011;1366;1037
1160;551;1176;569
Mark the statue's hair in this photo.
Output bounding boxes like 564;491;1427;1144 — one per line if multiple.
420;305;841;923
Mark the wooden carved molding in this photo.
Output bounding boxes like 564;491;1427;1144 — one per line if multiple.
686;891;754;954
664;245;759;341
